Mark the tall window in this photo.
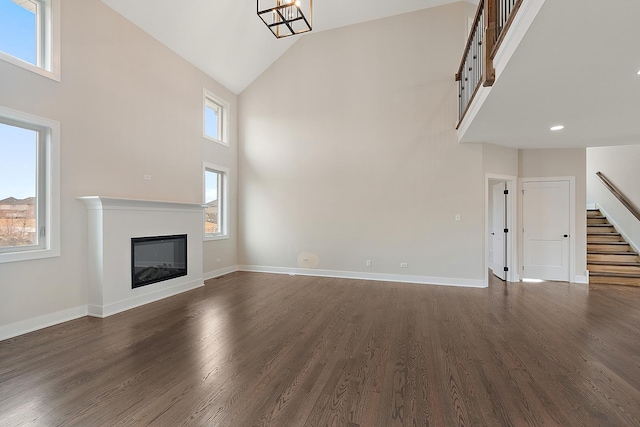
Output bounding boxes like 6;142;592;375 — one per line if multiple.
0;106;59;263
203;163;228;240
0;0;59;80
203;90;228;146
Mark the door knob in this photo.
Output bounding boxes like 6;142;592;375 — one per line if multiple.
563;234;569;238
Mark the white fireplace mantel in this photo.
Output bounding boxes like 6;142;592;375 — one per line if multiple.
78;196;208;211
78;196;205;318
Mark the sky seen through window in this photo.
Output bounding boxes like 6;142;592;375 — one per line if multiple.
0;0;38;201
0;0;37;65
0;123;37;200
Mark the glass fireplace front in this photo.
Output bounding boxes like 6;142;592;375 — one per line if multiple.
131;234;187;288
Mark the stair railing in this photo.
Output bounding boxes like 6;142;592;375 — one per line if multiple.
595;171;640;222
455;0;523;127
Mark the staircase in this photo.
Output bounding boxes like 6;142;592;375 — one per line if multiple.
587;209;640;287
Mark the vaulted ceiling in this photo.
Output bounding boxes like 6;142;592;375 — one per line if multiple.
100;0;472;94
100;0;640;150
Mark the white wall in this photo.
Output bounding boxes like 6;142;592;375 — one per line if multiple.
0;0;238;331
587;145;640;251
519;148;587;281
483;143;518;177
239;4;485;285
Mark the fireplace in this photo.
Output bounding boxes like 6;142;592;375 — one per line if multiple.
79;196;204;318
131;234;187;288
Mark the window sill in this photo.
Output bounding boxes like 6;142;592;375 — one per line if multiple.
204;235;229;242
203;134;229;147
0;247;60;264
0;52;61;82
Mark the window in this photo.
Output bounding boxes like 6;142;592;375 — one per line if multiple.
203;163;228;240
203;90;228;146
0;0;60;81
0;106;59;263
204;100;221;140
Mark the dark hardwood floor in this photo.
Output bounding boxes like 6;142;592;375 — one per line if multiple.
1;272;640;426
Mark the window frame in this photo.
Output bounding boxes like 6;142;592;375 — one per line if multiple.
0;0;60;81
203;162;229;241
203;89;229;147
0;106;60;263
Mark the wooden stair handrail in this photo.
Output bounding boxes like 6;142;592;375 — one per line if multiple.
595;171;640;222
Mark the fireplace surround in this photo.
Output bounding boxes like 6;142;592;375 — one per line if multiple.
78;197;205;317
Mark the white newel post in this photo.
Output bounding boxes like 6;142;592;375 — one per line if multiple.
78;197;205;317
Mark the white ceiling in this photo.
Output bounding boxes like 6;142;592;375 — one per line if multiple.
100;0;470;94
460;0;640;149
99;0;638;150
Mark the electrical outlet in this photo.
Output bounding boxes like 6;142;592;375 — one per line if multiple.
366;260;372;267
144;174;152;180
455;214;461;221
400;262;408;268
303;258;309;262
216;258;221;263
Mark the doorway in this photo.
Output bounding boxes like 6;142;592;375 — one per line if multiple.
486;174;517;285
490;181;507;280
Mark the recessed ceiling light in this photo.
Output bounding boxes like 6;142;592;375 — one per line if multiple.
637;70;640;75
550;125;564;131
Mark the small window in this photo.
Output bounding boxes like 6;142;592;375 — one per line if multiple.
203;163;228;240
205;101;221;140
0;106;60;263
0;0;59;80
203;90;228;146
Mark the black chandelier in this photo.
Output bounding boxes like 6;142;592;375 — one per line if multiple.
257;0;313;39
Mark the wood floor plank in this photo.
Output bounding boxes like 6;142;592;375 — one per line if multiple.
2;272;640;426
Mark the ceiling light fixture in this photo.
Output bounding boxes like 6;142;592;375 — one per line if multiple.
257;0;313;39
550;125;564;131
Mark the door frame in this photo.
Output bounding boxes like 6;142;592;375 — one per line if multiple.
485;174;517;286
519;176;576;283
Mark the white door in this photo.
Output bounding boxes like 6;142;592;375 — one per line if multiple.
522;180;570;281
491;182;506;280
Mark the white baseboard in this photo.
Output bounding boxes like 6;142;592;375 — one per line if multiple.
574;274;589;284
88;279;205;318
0;265;482;342
204;265;239;281
0;305;88;342
238;265;486;288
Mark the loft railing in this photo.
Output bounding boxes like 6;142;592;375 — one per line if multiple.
595;172;640;222
455;0;523;127
455;3;485;126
